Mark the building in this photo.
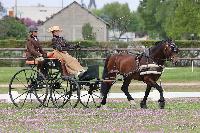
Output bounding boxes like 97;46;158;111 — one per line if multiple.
15;4;61;21
109;31;148;42
38;1;109;42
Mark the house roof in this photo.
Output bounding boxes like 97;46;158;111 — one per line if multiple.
42;1;109;26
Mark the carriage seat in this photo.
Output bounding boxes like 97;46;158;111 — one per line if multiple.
25;60;39;65
25;58;57;65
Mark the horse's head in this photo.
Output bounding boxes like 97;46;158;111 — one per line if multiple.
162;39;179;63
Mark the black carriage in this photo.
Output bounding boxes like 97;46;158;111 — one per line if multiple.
9;57;102;108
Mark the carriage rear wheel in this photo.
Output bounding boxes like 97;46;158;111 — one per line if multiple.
9;68;48;108
79;81;102;108
50;77;80;108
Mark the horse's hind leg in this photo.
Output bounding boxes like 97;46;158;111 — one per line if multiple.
140;84;151;109
121;78;134;101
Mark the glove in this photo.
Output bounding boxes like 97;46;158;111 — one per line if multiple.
56;45;62;51
74;44;81;50
35;57;44;61
42;53;47;58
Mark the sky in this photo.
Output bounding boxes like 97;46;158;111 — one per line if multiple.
0;0;140;11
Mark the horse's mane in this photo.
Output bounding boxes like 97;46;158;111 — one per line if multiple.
150;40;165;52
154;41;163;46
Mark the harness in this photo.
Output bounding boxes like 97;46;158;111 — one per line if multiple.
107;49;164;79
135;49;164;76
123;49;164;77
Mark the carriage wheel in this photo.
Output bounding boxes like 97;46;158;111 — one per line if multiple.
50;77;80;108
79;81;102;108
9;68;48;108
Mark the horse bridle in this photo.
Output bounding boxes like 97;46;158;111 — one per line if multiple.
145;41;178;63
164;41;178;61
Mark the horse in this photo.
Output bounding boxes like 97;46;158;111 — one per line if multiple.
99;39;179;109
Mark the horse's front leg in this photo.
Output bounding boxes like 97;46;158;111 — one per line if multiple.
153;83;165;109
99;81;112;107
121;78;136;107
143;77;165;109
140;84;151;109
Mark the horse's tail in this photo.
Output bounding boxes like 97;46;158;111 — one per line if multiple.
100;55;111;98
102;55;111;79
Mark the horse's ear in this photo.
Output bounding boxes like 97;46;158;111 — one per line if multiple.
165;37;172;42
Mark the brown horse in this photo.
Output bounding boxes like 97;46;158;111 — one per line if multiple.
100;39;179;109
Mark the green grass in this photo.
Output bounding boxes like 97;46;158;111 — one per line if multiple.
0;98;200;132
0;67;200;93
0;67;24;83
161;67;200;82
1;67;200;83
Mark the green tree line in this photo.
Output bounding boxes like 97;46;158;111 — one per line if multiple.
138;0;200;39
93;0;200;40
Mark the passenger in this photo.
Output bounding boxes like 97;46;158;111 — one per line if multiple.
25;25;48;77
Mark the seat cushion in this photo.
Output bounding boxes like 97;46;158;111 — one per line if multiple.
25;60;38;65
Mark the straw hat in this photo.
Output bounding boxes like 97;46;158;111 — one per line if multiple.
48;26;62;32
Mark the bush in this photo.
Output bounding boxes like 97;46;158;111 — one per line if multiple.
0;16;27;39
1;39;200;48
0;39;26;48
1;39;200;67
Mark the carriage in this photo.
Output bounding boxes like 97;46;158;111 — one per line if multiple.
8;53;103;108
8;39;179;109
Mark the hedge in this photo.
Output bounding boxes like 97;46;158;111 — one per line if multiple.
0;39;200;48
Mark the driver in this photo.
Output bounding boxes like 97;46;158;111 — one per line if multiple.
48;26;85;77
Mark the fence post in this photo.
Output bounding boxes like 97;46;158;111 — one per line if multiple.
191;60;194;72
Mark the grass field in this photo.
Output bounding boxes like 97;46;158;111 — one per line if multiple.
1;66;200;83
0;98;200;132
0;66;200;93
0;67;200;132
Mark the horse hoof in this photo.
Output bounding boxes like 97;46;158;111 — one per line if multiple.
97;105;101;108
140;102;147;109
159;102;165;109
129;100;136;108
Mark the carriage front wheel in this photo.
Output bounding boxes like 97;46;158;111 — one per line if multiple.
9;68;48;108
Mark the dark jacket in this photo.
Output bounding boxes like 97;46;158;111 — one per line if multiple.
25;35;46;60
51;36;74;51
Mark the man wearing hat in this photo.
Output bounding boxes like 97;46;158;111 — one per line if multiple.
48;26;85;77
25;25;48;76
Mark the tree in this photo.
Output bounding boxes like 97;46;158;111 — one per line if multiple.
138;0;163;39
165;0;200;39
138;0;200;40
20;17;37;27
82;23;96;40
129;11;144;32
155;0;175;38
0;16;27;39
93;2;138;39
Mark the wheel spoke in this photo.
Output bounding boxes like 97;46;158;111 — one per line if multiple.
9;68;48;108
86;95;91;106
21;92;29;107
15;77;28;88
13;90;29;101
92;93;101;99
